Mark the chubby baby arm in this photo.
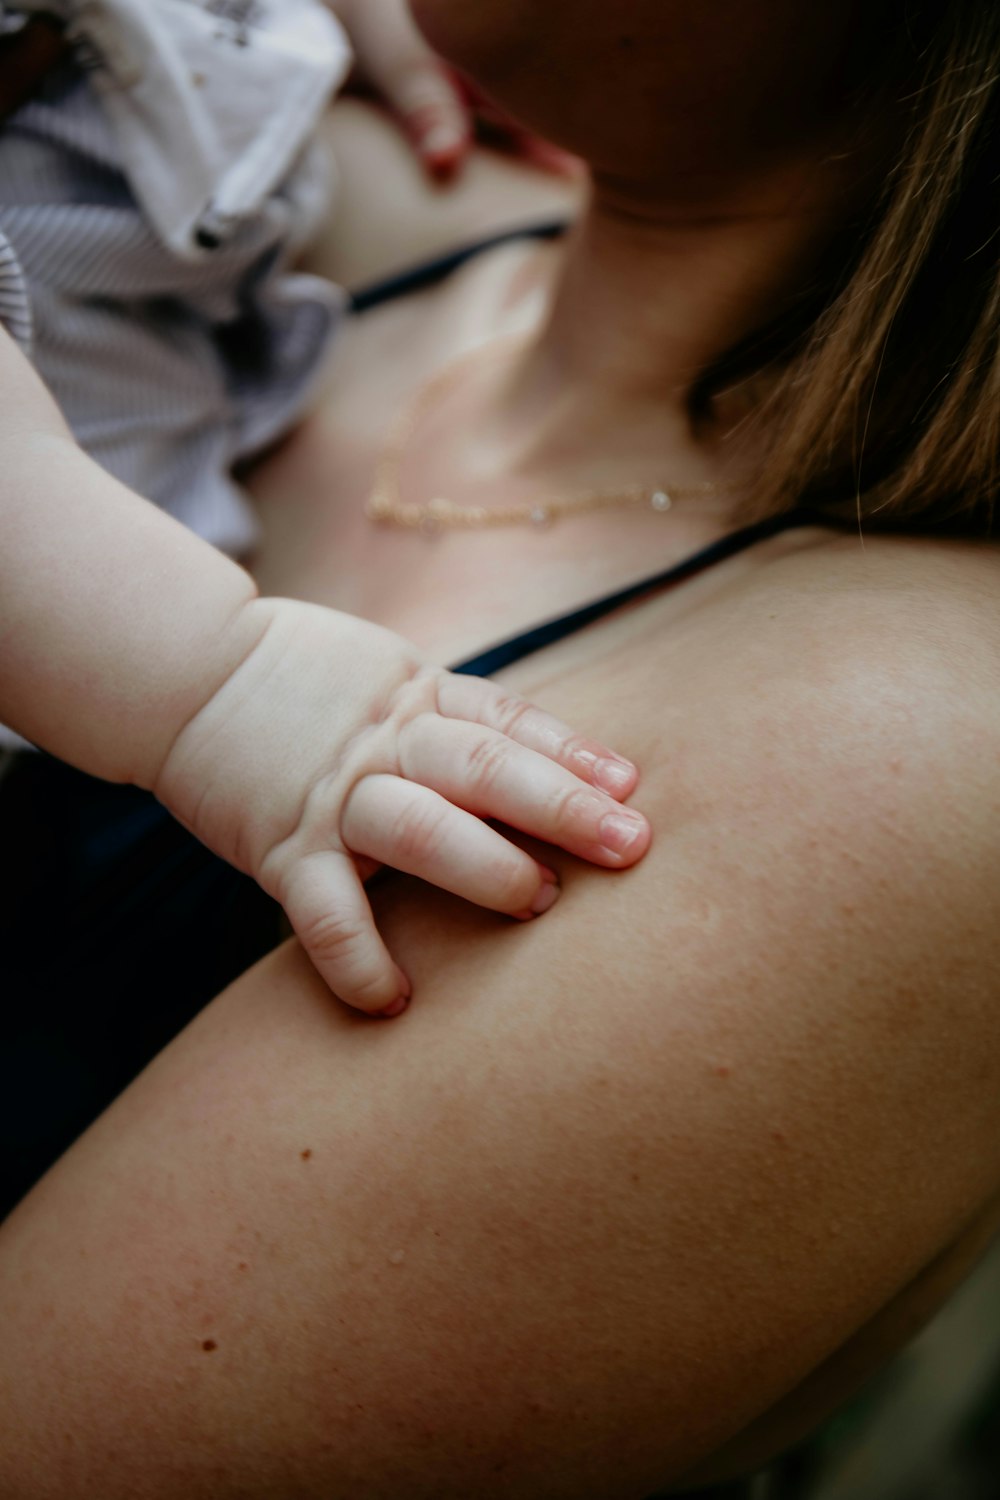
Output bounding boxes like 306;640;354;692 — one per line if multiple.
154;594;650;1014
0;324;648;1014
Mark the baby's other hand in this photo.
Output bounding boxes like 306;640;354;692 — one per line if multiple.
326;0;580;183
327;0;471;179
155;599;650;1018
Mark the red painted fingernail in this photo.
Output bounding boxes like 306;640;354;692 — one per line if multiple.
423;143;467;182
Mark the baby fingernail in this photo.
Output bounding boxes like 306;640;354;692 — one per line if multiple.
593;757;635;796
599;809;647;858
514;869;561;921
531;878;561;916
375;971;411;1018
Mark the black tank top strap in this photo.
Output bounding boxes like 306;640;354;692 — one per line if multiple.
453;508;830;677
349;219;569;314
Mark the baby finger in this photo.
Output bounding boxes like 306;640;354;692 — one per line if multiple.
434;673;639;798
280;850;411;1017
399;717;651;869
342;774;560;918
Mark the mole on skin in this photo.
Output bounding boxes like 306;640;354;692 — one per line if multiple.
300;1149;313;1161
202;1340;218;1353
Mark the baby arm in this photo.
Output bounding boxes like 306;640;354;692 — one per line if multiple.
0;325;649;1014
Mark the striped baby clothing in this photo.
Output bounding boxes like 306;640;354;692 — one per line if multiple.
0;222;30;347
0;0;352;554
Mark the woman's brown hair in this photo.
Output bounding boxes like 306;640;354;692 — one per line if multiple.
748;0;1000;532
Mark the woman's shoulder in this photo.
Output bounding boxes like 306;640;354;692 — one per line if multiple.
369;525;1000;1478
750;526;1000;698
503;525;999;886
535;525;1000;834
680;525;999;775
549;525;1000;1019
2;531;997;1497
626;523;1000;712
658;528;1000;899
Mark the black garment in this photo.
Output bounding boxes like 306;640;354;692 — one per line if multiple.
0;756;282;1213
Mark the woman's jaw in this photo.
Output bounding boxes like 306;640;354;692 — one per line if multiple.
410;0;879;192
412;0;891;508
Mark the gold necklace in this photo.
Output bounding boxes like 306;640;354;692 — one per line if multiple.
364;338;732;534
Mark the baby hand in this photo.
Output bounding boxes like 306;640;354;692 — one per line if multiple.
155;598;649;1017
327;0;471;179
326;0;579;183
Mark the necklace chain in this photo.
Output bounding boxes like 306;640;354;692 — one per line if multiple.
364;336;735;534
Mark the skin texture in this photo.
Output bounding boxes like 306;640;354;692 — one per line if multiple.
2;532;1000;1498
3;1;1000;1493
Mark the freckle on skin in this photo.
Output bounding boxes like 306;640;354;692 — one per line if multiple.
300;1149;313;1161
238;1262;248;1273
771;1129;788;1146
714;1065;732;1079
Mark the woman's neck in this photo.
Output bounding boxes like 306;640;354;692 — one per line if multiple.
476;156;862;502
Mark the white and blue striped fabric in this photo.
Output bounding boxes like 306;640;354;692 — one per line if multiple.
0;64;345;556
10;0;352;261
0;227;31;349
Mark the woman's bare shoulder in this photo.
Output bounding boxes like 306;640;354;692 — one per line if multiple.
508;527;1000;881
376;525;1000;1474
2;532;998;1498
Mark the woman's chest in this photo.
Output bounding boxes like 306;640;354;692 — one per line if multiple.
252;430;686;665
248;260;725;665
